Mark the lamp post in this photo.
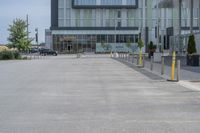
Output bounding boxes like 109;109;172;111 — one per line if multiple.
115;16;117;53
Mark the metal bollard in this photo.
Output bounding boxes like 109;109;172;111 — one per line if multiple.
143;55;145;67
161;56;165;75
177;60;181;81
137;55;139;65
132;55;134;63
150;56;153;71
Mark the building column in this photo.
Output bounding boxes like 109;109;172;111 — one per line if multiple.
199;0;200;31
179;0;182;53
190;0;194;33
142;0;146;51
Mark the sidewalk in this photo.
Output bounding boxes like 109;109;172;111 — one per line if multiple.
114;54;200;90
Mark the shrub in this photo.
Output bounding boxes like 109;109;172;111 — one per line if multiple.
148;41;157;51
0;51;21;60
187;34;197;54
13;51;21;59
0;51;15;60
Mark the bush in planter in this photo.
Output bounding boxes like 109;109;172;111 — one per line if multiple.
148;41;157;58
187;34;199;66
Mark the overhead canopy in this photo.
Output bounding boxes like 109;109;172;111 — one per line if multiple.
157;0;174;8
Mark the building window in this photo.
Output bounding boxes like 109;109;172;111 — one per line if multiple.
74;0;96;5
58;0;64;8
127;0;136;5
58;19;64;27
117;21;121;27
58;8;64;19
101;0;122;5
117;10;121;18
83;9;93;27
75;10;81;27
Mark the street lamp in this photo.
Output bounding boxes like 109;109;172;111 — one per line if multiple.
115;14;117;53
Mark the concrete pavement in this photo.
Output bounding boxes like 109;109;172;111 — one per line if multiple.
0;55;200;133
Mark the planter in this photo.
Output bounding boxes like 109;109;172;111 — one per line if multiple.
187;54;199;66
148;50;155;58
154;52;162;62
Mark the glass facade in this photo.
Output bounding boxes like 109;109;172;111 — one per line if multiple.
74;0;137;6
53;34;138;53
74;0;96;5
101;0;122;5
53;0;200;53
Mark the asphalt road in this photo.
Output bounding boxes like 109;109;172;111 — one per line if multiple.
0;55;200;133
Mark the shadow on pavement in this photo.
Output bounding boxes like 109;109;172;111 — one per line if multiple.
113;58;164;81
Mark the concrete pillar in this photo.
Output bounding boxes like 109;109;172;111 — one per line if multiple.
179;0;182;53
190;0;194;33
156;0;160;52
142;0;146;51
199;0;200;31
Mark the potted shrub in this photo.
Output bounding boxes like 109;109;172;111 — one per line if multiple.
148;41;157;58
187;34;199;66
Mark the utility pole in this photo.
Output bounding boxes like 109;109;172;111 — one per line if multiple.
26;14;30;53
35;28;39;48
26;14;29;42
115;11;117;53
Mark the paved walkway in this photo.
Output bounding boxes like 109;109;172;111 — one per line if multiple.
115;54;200;90
0;55;200;133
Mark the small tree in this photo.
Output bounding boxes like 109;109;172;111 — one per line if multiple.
137;38;144;51
148;41;157;51
137;38;144;66
187;34;197;55
148;41;157;58
8;19;32;52
126;39;132;53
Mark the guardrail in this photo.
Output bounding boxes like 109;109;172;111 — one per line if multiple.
21;53;47;60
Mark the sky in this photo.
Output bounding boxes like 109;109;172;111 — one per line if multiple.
0;0;50;44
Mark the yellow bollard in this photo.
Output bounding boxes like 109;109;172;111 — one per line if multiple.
139;50;143;66
171;51;176;80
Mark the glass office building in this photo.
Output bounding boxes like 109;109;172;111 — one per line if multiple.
51;0;200;53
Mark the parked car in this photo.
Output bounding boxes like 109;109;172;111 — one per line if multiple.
30;48;39;53
39;49;57;56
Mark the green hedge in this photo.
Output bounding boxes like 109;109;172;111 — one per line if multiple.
0;51;21;60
